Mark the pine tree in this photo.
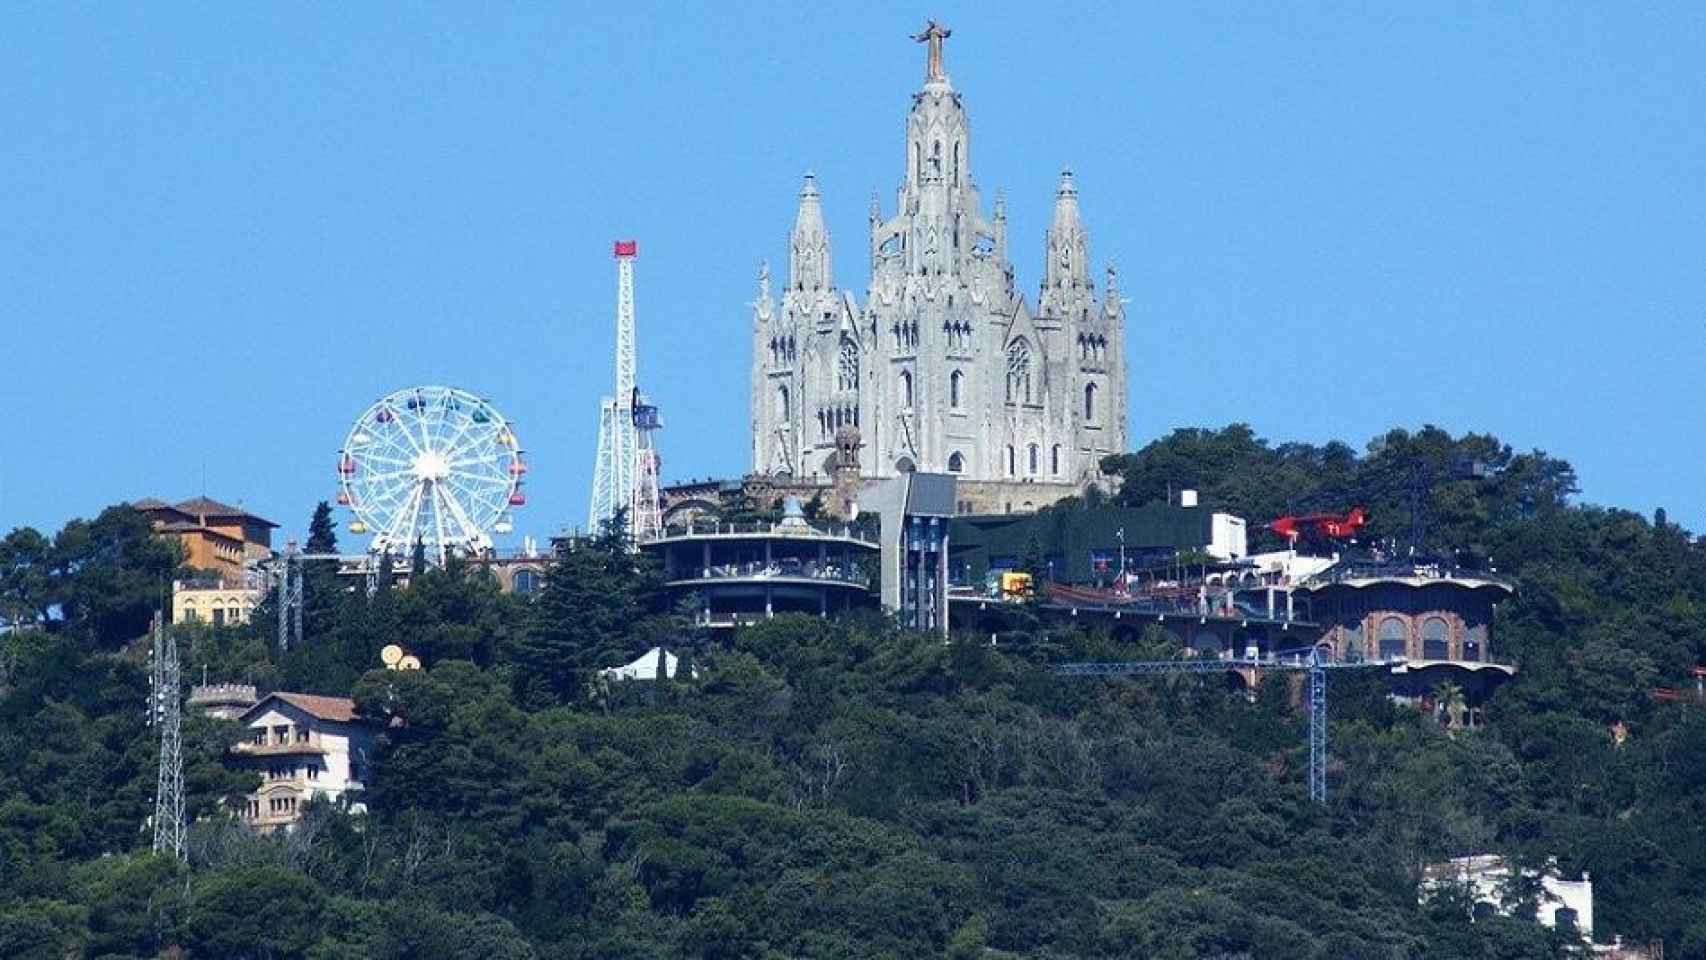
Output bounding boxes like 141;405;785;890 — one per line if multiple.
510;508;662;706
305;501;338;554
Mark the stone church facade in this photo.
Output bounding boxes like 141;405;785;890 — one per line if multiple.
749;24;1128;513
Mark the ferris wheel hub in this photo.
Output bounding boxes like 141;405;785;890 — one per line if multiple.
413;449;450;481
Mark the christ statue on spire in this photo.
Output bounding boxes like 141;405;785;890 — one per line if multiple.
912;20;951;82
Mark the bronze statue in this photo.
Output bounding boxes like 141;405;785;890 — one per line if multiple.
912;20;951;83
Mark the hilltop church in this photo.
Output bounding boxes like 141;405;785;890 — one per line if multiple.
748;22;1128;514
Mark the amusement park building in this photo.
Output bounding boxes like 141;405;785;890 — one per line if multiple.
749;23;1127;514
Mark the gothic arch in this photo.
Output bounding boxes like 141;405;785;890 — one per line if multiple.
837;337;859;392
1006;337;1032;404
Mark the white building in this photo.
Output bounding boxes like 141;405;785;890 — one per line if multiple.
231;692;379;831
1423;855;1594;939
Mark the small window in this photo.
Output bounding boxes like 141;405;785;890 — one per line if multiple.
776;384;790;421
947;452;964;473
900;369;914;408
950;370;963;408
1084;382;1098;421
1006;445;1015;476
1028;444;1039;475
1051;444;1061;475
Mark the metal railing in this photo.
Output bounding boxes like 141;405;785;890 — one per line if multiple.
672;559;873;588
662;520;880;545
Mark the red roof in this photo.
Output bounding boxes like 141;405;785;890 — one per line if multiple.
174;496;279;527
251;691;362;723
131;496;278;528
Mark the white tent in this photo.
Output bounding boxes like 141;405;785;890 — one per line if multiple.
600;647;690;682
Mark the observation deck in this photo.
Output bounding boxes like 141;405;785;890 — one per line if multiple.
643;517;880;628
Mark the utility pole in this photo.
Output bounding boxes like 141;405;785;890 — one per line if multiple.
148;612;185;860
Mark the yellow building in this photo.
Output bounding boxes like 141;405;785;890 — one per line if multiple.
172;578;262;626
133;496;277;579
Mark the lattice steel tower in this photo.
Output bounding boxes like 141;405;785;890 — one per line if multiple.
631;391;664;543
148;612;186;860
589;240;640;534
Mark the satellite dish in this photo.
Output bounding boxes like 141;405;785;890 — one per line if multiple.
380;644;404;667
398;655;422;671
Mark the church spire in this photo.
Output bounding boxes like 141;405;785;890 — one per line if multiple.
789;172;832;292
1044;168;1089;295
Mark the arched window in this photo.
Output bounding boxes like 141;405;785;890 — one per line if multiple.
1378;618;1408;661
776;384;790;421
1028;444;1039;475
1005;338;1032;404
950;370;963;408
1051;444;1061;475
1006;445;1015;476
512;569;540;595
895;457;915;473
953;142;961;184
1422;617;1450;660
1084;382;1098;421
947;452;964;473
900;369;914;408
837;338;859;391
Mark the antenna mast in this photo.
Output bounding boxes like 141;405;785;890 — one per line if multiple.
590;240;641;534
148;612;186;860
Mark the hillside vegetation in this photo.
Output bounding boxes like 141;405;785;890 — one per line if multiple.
2;424;1703;959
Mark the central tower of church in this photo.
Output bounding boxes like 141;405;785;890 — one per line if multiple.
751;23;1127;509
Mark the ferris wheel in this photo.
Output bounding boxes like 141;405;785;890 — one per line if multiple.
336;386;527;564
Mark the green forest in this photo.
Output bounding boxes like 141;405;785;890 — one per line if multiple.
2;424;1703;959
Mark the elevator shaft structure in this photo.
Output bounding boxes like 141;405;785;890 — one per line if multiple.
589;241;640;535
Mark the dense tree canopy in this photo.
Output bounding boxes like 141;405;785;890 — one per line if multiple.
2;424;1703;958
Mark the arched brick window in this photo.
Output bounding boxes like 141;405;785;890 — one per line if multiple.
1422;617;1450;660
1378;617;1408;660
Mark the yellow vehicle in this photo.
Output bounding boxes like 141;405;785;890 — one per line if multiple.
1000;571;1034;600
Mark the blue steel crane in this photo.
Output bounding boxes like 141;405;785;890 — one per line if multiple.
1055;647;1390;804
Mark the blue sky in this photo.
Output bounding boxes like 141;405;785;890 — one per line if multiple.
3;3;1703;545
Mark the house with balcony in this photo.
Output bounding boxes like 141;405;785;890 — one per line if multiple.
1299;558;1518;725
230;692;379;831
